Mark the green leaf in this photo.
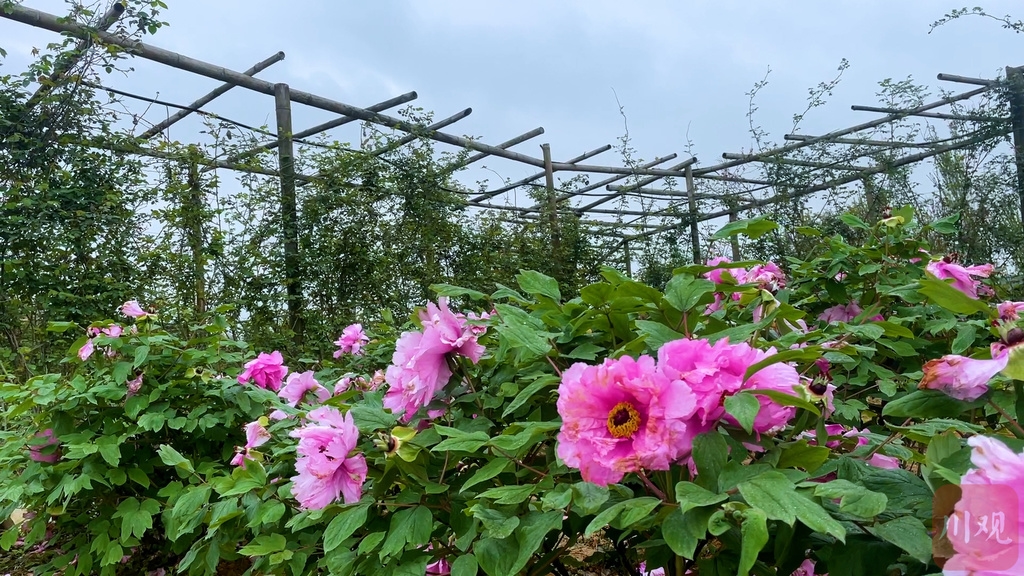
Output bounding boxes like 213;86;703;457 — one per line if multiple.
738;508;769;576
157;444;194;473
101;542;124;567
776;440;831;472
864;516;933;564
323;502;370;553
127;468;150;488
461;459;513;493
691;433;728;492
586;498;660;536
509;511;562;575
662;506;716;559
839;213;871;230
494;304;554;356
516;270;561;301
813;480;887;518
503;375;558;417
712;216;779;240
664;275;716;313
635;320;686;351
475;536;518;576
96;436;121;467
432;431;491;453
379;506;432;560
917;278;992;316
882;390;979;418
951;324;978;355
430;283;488;300
239;534;287;556
725;393;760;434
737;472;845;541
478;484;535;505
674;482;728;515
133;345;150;367
571;482;609;515
742;346;822;382
450;554;478;576
112;361;133;385
744;389;820;416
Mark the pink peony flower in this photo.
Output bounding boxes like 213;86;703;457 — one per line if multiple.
289;407;367;510
998;301;1024;322
278;371;331;407
703;257;747;314
126;374;143;398
268;409;290;421
943;435;1024;574
658;338;800;435
556;355;698;486
639;562;667;576
369;369;385;391
748;262;787;292
333;324;369;358
120;300;150;319
926;259;994;300
102;325;123;338
238;351;289;392
78;339;95;361
231;420;271;467
791;558;825;576
919;350;1009;401
817;302;883;324
465;310;493;336
426;556;451;575
28;429;60;463
383;298;487;422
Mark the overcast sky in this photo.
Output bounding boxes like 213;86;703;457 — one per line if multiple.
2;0;1023;234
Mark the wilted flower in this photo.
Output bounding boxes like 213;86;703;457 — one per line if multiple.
78;339;95;361
926;258;994;300
126;373;143;398
790;558;823;576
556;355;698;486
919;351;1009;402
120;300;150;319
290;407;367;509
231;420;271;467
817;302;882;324
28;429;60;464
238;351;289;392
278;371;331;407
333;323;369;358
998;301;1024;322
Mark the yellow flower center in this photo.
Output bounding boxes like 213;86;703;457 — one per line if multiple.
606;401;641;438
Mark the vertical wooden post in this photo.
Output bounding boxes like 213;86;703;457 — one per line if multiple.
185;159;206;314
728;204;741;261
685;165;701;263
1005;66;1024;229
275;83;303;344
542;144;561;275
623;239;632;277
863;176;877;222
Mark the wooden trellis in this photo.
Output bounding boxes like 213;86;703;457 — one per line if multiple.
4;2;1023;335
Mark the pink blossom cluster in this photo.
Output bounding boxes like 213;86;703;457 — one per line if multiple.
230;421;271;467
383;298;489;422
802;424;900;469
27;429;61;464
556;337;801;486
289;407;367;510
277;371;331;407
333;323;369;358
238;351;289;392
943;435;1024;574
817;302;883;324
926;258;994;300
703;257;786;315
78;324;125;361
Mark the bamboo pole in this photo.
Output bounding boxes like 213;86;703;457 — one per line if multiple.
936;73;996;87
573;157;698;213
185;160;207;314
1006;65;1024;230
275;83;304;344
720;152;867;172
783;134;940;148
542;144;561;275
443;127;545;175
141;51;286;139
218;90;418;167
694;84;993;175
470;144;612;202
2;1;699;177
727;206;741;261
850;105;1005;123
685;165;701;264
520;153;679;213
26;2;126;108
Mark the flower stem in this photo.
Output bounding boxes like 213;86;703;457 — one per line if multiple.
988;399;1024;439
638;469;667;501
